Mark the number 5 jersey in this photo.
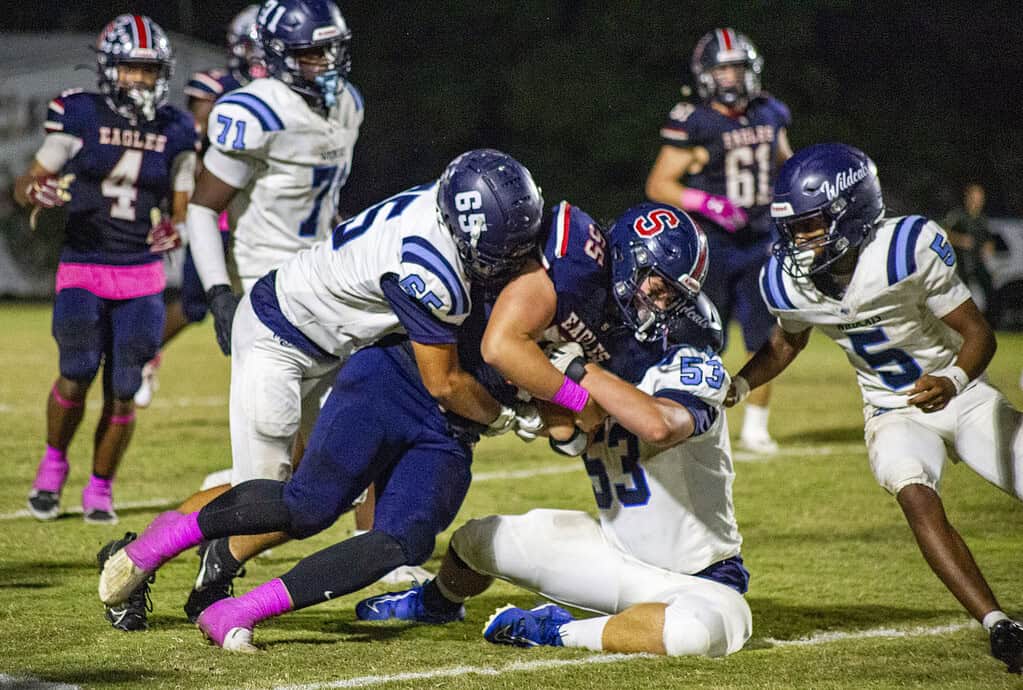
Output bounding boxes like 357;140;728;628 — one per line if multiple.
759;216;973;412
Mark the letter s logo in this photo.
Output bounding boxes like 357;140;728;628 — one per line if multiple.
632;209;680;238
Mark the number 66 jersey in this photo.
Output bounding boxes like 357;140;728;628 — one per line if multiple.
759;216;973;412
203;76;363;286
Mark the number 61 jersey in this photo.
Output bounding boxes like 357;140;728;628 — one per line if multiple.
586;345;742;576
759;216;973;411
204;76;363;284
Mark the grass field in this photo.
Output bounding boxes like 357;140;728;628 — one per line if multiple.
1;301;1021;689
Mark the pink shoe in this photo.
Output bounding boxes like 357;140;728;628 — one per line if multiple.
197;598;258;652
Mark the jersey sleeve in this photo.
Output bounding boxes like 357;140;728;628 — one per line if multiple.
639;345;728;436
658;101;705;148
760;95;792;129
542;202;609;311
43;90;88;139
340;81;365;130
184;69;229;102
397;236;471;331
206;91;281;159
914;219;973;317
758;256;811;333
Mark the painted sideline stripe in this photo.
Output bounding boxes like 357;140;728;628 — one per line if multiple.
272;653;653;690
267;620;978;690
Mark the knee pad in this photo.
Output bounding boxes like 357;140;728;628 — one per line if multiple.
449;515;504;575
663;589;751;657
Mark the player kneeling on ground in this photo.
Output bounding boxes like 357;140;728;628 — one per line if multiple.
357;204;752;658
726;142;1023;673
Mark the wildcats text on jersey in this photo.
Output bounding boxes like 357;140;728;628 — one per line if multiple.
98;127;168;152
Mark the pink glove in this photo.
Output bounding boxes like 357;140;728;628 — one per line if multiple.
147;209;183;253
681;188;748;233
26;176;70;209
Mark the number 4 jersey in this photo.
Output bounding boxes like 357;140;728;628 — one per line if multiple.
42;91;197;264
759;216;973;411
586;345;742;576
203;76;363;284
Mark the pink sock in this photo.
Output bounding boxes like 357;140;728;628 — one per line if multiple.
33;446;69;493
125;511;204;571
82;475;114;512
198;579;293;646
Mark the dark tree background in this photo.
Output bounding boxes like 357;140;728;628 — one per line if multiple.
6;0;1023;221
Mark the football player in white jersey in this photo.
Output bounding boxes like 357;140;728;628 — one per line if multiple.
726;143;1023;674
186;0;363;355
356;205;753;659
98;148;547;627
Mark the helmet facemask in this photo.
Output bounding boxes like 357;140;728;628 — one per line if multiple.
773;196;874;278
101;59;171;122
614;246;699;345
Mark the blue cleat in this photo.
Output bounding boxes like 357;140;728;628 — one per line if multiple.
355;581;465;624
482;603;574;648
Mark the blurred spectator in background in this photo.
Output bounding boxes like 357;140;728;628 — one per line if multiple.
944;183;995;313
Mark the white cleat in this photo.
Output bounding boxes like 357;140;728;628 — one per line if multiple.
99;548;154;606
220;627;259;653
378;564;434;585
133;360;160;408
738;432;780;455
200;468;233;491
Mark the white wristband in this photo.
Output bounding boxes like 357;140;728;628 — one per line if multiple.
730;375;751;405
931;366;969;396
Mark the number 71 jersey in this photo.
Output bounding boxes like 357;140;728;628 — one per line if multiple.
759;216;973;410
207;77;363;283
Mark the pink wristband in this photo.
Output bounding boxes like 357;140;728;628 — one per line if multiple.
551;377;589;412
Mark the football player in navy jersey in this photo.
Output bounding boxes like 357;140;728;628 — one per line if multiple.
134;5;265;408
646;28;792;455
14;15;198;525
355;205;753;660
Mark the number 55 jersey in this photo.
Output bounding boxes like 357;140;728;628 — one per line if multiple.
203;76;363;286
759;216;973;411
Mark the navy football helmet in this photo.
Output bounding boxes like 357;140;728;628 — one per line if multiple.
227;5;266;81
257;0;352;108
609;203;722;349
95;15;174;122
437;149;545;285
771;143;885;278
691;28;763;108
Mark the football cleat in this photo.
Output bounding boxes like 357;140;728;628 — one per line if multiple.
991;619;1023;674
196;598;259;653
355;581;465;624
133;356;161;408
98;542;155;606
97;532;155;632
482;603;573;648
183;540;243;623
27;490;62;521
738;431;780;456
82;482;118;525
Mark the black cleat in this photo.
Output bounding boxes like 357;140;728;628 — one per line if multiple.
991;619;1023;674
183;539;242;623
97;532;154;632
27;489;61;521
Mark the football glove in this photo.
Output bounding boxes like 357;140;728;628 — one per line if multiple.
544;342;587;382
483;404;517;437
724;375;751;408
549;427;588;456
147;209;184;253
207;284;240;356
26;174;73;209
513;402;545;442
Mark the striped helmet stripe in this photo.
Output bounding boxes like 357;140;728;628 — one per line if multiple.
718;28;735;51
133;15;149;49
555;202;572;258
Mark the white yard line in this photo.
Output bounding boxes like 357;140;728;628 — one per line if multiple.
0;497;174;521
0;675;79;689
267;620;979;690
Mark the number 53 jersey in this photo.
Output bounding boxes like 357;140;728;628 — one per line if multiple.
759;216;973;411
204;77;363;283
586;345;742;577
